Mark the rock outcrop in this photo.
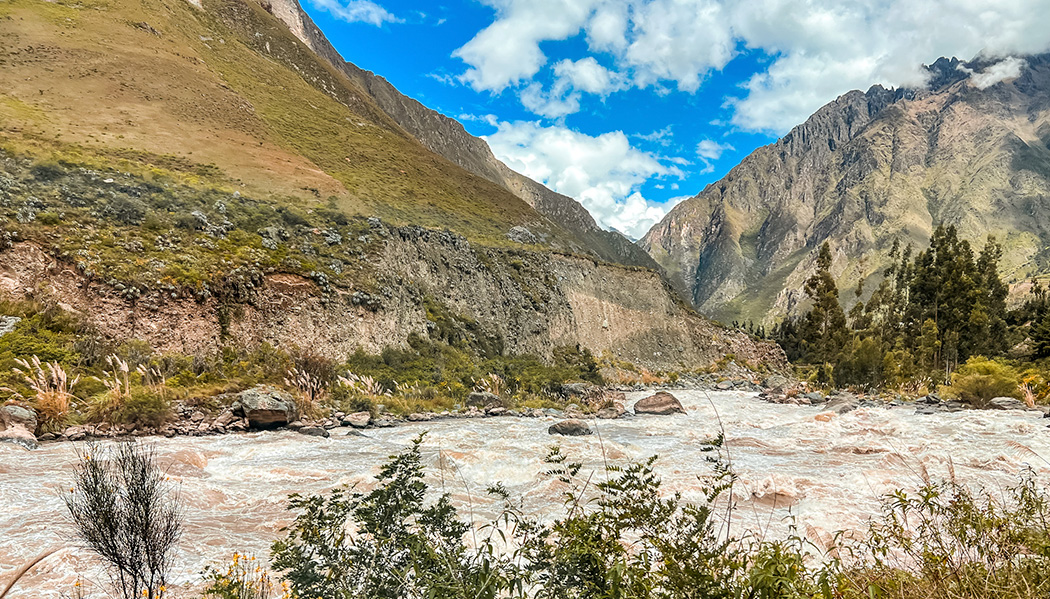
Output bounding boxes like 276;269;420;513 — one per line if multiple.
0;236;786;372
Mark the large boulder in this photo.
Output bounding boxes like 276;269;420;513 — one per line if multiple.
548;419;592;436
342;411;371;428
633;391;686;415
232;385;296;428
989;396;1026;410
762;374;790;391
825;392;860;414
0;404;38;449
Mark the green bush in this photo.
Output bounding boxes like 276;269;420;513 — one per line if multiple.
116;390;171;428
942;357;1021;407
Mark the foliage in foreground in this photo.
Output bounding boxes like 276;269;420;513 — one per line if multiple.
63;441;182;599
255;439;1050;599
268;436;836;599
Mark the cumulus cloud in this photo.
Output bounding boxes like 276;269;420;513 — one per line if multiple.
306;0;397;26
454;0;1050;130
960;56;1028;89
484;121;685;238
696;139;733;160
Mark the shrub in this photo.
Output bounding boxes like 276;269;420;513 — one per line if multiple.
116;391;171;428
202;553;278;599
844;473;1050;598
63;442;183;599
942;357;1021;407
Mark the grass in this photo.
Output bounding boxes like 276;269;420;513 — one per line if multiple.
0;0;573;248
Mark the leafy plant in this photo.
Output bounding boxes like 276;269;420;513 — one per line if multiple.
202;553;280;599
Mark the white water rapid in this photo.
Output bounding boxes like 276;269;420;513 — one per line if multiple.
2;390;1049;597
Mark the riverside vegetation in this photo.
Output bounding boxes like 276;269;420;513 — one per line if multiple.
741;226;1050;406
35;438;1050;599
0;294;622;435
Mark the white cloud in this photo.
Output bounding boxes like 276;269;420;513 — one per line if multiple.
484;121;685;238
696;139;733;160
960;56;1027;89
452;0;600;93
453;0;1050;130
306;0;397;26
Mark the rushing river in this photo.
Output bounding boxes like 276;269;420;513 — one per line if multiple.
3;390;1050;597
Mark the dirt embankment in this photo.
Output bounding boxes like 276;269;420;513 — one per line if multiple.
0;227;786;371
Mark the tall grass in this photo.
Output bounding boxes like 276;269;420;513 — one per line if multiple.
6;355;80;431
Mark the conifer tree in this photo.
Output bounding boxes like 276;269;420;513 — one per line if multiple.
1033;308;1050;360
800;242;849;366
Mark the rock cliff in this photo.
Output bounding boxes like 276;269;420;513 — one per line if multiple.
642;54;1050;323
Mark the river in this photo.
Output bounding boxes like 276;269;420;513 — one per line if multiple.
2;390;1049;597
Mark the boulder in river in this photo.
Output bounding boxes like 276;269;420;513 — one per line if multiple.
634;391;686;415
548;419;592;436
232;385;296;428
298;426;330;438
825;392;860;414
0;404;38;449
762;374;790;391
596;402;626;419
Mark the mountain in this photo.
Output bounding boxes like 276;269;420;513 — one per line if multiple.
0;0;781;369
641;54;1050;323
266;0;658;269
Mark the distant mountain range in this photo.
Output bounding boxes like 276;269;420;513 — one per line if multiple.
641;54;1050;323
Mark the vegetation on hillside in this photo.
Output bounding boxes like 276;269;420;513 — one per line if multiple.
759;227;1050;402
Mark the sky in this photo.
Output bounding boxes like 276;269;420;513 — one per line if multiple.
299;0;1050;239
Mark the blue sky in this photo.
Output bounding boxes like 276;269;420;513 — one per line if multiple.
299;0;1050;238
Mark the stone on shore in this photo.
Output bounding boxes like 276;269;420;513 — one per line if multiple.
989;396;1026;410
0;404;38;449
633;391;686;415
232;385;296;428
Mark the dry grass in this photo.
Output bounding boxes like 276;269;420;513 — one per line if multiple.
4;355;80;431
283;368;327;420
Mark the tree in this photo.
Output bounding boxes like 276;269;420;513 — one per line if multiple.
1033;308;1050;360
63;442;183;599
800;242;849;367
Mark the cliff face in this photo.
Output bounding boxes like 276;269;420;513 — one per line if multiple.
265;0;658;269
641;55;1050;323
0;232;784;371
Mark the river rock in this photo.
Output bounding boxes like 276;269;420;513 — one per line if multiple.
407;412;434;422
2;405;37;431
634;391;686;415
989;396;1026;410
825;392;860;414
467;391;499;407
486;406;507;416
804;392;824;403
596;403;626;419
232;385;296;428
715;380;734;391
298;426;330;438
762;374;790;391
342;411;371;428
548;419;592;436
213;410;238;428
0;405;38;449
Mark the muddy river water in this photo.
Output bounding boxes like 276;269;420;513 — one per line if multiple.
3;390;1049;597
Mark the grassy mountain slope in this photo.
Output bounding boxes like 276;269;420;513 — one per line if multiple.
0;0;571;246
265;0;658;268
641;55;1050;323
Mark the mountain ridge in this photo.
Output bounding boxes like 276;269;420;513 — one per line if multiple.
266;0;659;268
641;53;1050;323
